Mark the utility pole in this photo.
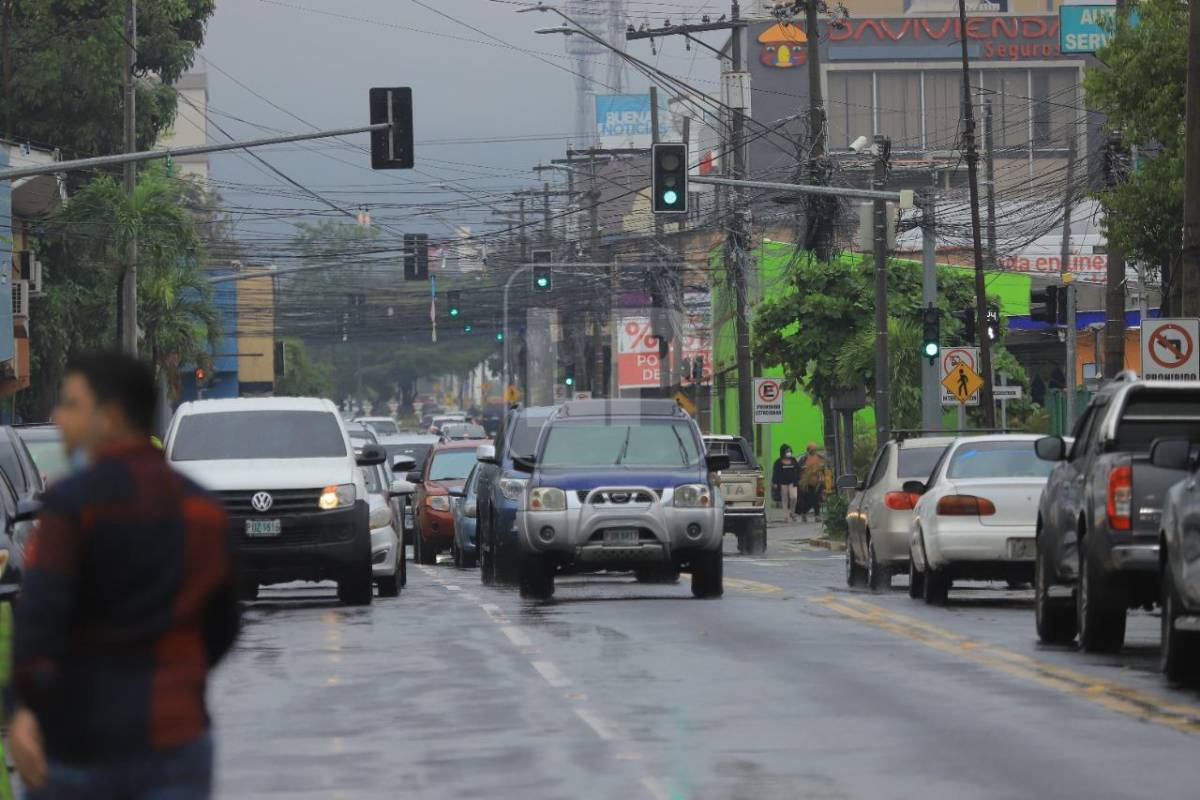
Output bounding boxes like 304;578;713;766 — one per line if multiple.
921;184;941;432
872;136;891;448
1061;135;1078;433
957;0;995;425
728;1;754;444
542;182;551;243
983;99;997;268
120;0;138;355
1182;0;1200;315
803;0;832;261
1103;129;1127;378
518;197;529;262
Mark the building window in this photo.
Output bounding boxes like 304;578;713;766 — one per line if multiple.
1032;68;1077;148
876;71;923;149
827;71;873;150
981;69;1031;149
923;71;963;152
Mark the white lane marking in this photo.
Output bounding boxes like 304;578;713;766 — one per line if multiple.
531;660;572;688
501;626;534;648
640;776;672;800
459;591;480;602
444;584;461;591
574;708;620;742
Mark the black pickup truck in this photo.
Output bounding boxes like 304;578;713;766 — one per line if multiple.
1034;373;1200;652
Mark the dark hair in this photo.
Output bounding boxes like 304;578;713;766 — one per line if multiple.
65;352;157;434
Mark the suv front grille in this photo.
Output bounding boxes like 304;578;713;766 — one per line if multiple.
577;489;660;504
215;488;324;516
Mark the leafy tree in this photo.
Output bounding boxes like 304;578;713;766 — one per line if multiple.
0;0;215;156
275;337;334;398
1083;0;1186;308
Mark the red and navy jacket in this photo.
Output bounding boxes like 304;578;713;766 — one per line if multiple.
10;442;240;762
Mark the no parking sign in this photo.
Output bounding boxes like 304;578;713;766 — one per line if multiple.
1141;319;1200;381
753;378;784;424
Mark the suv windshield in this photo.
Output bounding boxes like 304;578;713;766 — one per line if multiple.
172;411;347;461
947;440;1054;479
540;420;701;468
428;450;478;481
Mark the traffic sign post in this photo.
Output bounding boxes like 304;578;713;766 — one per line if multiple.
752;378;784;424
1141;319;1200;381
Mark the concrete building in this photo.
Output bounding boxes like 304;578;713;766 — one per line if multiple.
159;70;210;183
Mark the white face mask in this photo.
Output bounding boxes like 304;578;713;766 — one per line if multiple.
783;451;792;458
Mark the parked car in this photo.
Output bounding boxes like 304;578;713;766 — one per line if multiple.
1152;438;1200;681
15;424;70;486
475;405;558;584
908;435;1053;605
166;397;386;605
0;425;46;552
409;439;486;565
510;399;729;600
0;466;35;602
1034;374;1200;652
354;416;401;438
450;464;481;568
703;434;766;554
841;435;955;591
361;462;404;596
439;422;488;441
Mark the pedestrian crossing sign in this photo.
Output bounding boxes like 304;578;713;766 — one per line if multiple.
941;361;985;404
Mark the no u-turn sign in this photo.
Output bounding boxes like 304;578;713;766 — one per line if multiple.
1142;319;1200;381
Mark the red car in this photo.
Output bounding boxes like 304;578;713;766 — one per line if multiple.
410;439;488;565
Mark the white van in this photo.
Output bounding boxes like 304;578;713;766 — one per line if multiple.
165;397;387;605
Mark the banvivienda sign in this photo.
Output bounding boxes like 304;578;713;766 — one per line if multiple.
759;16;1070;67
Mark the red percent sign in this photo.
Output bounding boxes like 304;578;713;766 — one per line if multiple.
623;320;659;351
1148;323;1194;370
757;380;780;402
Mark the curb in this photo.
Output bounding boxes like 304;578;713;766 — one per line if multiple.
802;536;847;552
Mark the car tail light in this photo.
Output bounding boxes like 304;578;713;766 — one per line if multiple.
884;491;917;511
936;495;996;516
756;477;765;498
1107;464;1132;531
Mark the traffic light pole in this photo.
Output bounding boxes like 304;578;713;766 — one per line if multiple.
501;265;533;401
1060;136;1078;432
921;189;941;432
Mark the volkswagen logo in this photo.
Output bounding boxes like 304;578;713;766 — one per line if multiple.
250;491;274;513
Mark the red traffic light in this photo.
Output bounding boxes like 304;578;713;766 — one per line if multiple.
194;367;206;382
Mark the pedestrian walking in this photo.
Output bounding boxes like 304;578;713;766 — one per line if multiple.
771;444;801;524
797;442;826;523
7;352;240;800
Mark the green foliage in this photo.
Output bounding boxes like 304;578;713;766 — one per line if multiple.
275;337;334;398
1083;0;1187;276
821;492;849;540
834;317;925;430
0;0;215;156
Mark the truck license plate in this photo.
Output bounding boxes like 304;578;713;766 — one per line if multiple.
603;528;639;546
1006;538;1035;560
246;519;282;537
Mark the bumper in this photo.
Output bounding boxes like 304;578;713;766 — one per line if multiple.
1110;543;1160;572
371;525;399;578
924;522;1036;571
419;506;455;547
517;487;723;567
233;501;370;585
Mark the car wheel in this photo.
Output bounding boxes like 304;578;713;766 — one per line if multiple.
238;579;259;602
1035;540;1076;645
417;532;437;565
1161;562;1200;683
924;567;950;606
400;543;408;586
750;519;768;555
691;548;724;599
1076;535;1126;653
845;545;867;588
338;567;374;606
518;554;555;600
462;547;479;568
867;537;890;592
451;538;462;569
377;568;401;598
635;565;681;584
908;557;924;599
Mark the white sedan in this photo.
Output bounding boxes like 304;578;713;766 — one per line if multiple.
907;435;1054;605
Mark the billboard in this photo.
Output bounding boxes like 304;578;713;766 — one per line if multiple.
1060;5;1139;54
617;292;712;391
595;94;669;149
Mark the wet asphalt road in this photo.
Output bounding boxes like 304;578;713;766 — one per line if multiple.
211;527;1200;799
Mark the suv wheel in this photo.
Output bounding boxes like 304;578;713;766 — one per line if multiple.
867;538;890;592
338;567;374;606
1077;536;1126;653
518;554;555;600
1161;563;1200;683
1035;541;1076;644
846;546;867;588
908;558;924;599
691;548;724;598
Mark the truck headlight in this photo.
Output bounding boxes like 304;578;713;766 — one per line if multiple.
529;487;566;512
674;484;712;508
427;495;451;512
319;484;356;510
499;478;527;501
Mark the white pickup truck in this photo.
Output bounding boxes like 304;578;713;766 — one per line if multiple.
704;435;767;554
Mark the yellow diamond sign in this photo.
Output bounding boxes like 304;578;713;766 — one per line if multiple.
941;361;985;404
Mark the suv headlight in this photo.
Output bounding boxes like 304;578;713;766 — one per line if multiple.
674;484;712;508
426;495;451;512
529;487;566;512
499;478;527;501
319;484;356;510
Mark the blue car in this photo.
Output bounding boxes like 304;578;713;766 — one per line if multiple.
511;399;729;600
475;405;558;585
450;464;481;568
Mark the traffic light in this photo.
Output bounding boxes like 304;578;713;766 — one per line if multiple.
652;143;688;214
921;306;940;360
532;264;552;292
463;322;473;334
1030;285;1061;324
952;309;976;345
194;366;206;384
369;87;414;170
564;362;576;388
985;306;1000;342
447;291;461;318
495;332;504;342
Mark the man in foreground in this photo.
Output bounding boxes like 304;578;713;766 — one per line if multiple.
7;352;240;799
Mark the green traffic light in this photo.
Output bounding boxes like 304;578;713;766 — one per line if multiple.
923;342;939;358
535;277;550;288
565;377;575;386
662;189;678;206
449;307;459;317
496;332;504;342
463;323;473;333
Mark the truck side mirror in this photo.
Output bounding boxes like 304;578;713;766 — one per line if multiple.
1034;436;1066;462
1150;438;1193;471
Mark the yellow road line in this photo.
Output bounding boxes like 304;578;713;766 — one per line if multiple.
724;577;785;595
812;595;1200;737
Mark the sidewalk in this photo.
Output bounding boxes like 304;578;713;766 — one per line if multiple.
764;507;845;552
